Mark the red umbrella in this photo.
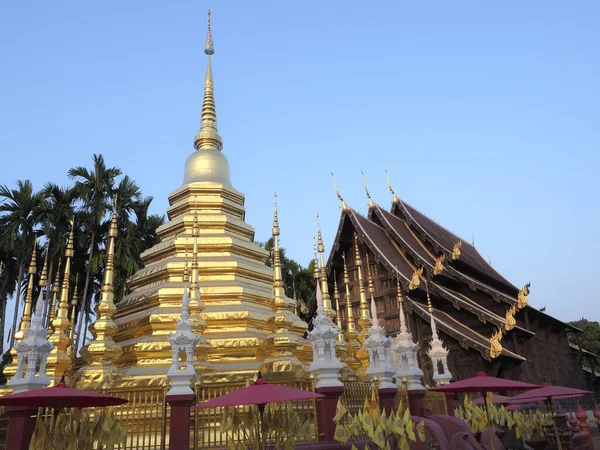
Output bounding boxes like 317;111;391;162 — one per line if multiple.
508;383;592;404
430;371;539;393
0;377;127;408
431;372;539;450
509;383;593;450
197;374;324;408
474;393;511;405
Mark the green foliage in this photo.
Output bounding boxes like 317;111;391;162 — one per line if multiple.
0;154;165;354
568;318;600;366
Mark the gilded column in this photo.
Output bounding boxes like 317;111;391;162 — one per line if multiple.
332;274;349;364
354;234;371;375
317;216;335;319
15;239;37;341
67;275;79;352
261;194;306;378
46;223;75;383
342;253;361;372
47;260;61;330
76;201;122;388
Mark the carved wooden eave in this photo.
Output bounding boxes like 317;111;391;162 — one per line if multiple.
390;199;518;293
406;298;526;363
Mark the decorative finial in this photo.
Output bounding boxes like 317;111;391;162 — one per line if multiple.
385;170;400;204
452;241;462;260
425;279;433;314
408;266;423;291
313;237;319;280
205;10;214;55
39;239;50;288
194;10;222;151
316;214;335;318
361;171;374;208
331;173;348;211
433;254;445;276
517;282;530;309
272;192;279;237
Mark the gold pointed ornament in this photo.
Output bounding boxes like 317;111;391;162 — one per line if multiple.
331;173;349;211
452;241;462;260
504;305;517;332
408;267;423;291
15;238;37;340
433;254;445;276
489;328;503;359
517;282;530;309
385;170;400;204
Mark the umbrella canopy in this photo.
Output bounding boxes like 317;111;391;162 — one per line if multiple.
508;383;593;404
430;372;539;393
0;379;128;408
474;393;512;405
197;376;324;408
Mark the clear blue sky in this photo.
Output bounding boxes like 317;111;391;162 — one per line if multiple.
1;0;599;336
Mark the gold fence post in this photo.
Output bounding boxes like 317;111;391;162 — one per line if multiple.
160;379;168;450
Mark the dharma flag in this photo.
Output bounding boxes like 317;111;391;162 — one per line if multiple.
416;419;426;441
333;422;349;444
333;397;347;422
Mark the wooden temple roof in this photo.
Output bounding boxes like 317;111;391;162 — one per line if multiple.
405;298;525;362
391;198;516;291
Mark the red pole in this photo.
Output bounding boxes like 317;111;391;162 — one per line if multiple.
166;393;195;450
5;406;38;450
315;386;344;442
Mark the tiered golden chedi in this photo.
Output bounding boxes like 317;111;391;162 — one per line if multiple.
98;16;310;388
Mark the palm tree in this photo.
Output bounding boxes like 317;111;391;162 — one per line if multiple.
68;155;121;351
0;180;45;349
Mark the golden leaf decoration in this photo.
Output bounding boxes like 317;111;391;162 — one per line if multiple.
408;267;423;291
452;240;462;260
433;254;445;275
517;282;530;309
505;305;517;331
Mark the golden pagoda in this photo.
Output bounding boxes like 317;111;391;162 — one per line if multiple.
101;13;311;388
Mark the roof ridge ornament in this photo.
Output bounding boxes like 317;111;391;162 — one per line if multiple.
331;173;349;211
408;266;423;291
433;254;445;276
385;170;399;204
451;240;462;260
517;282;530;309
361;171;374;208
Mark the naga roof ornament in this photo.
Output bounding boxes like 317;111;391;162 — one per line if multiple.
408;267;423;291
331;173;348;211
505;305;517;332
433;254;445;276
489;328;503;359
452;240;462;260
517;282;530;309
385;170;400;204
361;171;374;208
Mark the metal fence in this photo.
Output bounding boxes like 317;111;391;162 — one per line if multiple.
424;390;448;415
340;379;378;415
192;379;318;449
0;406;8;450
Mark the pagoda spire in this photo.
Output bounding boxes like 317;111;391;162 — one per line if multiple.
354;234;371;375
316;214;335;319
77;197;122;387
260;193;305;377
332;272;349;363
425;279;452;385
342;253;361;372
189;211;207;333
15;238;37;341
313;238;320;282
47;258;61;329
194;10;222;152
67;274;79;351
47;221;75;383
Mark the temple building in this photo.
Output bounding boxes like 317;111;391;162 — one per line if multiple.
324;175;599;392
74;14;311;389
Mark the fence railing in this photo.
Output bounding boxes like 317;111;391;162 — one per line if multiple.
0;406;8;450
192;379;318;449
424;390;448;415
341;379;378;415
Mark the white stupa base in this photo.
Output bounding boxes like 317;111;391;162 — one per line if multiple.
8;375;50;394
433;373;453;386
309;361;344;389
395;370;425;392
167;366;196;396
367;365;396;390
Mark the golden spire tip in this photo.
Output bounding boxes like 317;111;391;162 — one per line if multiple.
205;10;214;55
385;170;399;204
361;171;374;208
331;173;348;211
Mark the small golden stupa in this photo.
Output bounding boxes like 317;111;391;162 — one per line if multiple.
80;12;311;388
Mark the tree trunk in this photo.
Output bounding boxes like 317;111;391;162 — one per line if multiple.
0;293;7;353
9;262;24;350
75;231;95;354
